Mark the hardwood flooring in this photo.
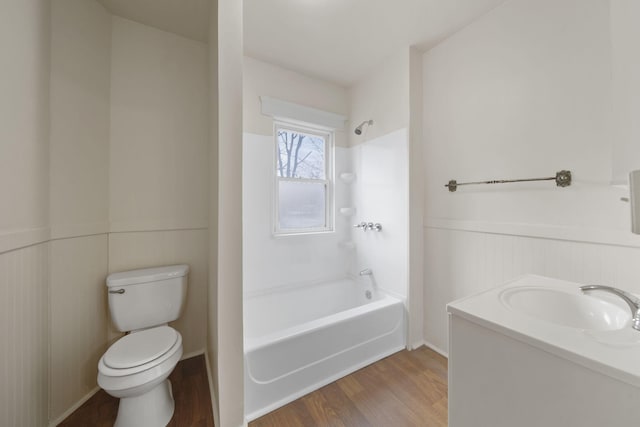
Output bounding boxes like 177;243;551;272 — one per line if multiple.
249;347;448;427
58;354;214;427
59;347;447;427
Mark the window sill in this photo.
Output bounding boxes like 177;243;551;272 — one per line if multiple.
272;229;335;238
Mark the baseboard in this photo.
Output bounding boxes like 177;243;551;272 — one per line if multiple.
204;351;221;427
182;348;205;361
408;339;426;351
423;340;449;358
49;386;100;427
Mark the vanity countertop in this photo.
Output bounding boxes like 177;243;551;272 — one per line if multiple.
447;274;640;388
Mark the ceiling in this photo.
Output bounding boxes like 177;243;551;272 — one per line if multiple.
96;0;509;87
244;0;508;86
97;0;210;42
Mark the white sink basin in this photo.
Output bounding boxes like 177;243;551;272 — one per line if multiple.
500;286;630;331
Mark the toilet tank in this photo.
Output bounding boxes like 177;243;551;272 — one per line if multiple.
106;265;189;332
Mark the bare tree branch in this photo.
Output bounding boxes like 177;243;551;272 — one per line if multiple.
291;134;306;177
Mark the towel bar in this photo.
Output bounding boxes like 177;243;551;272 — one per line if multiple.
445;170;571;192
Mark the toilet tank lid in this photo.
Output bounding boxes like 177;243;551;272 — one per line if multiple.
106;264;189;288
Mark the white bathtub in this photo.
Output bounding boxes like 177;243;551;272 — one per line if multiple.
243;278;405;421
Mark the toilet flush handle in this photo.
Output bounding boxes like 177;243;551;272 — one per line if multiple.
109;289;125;294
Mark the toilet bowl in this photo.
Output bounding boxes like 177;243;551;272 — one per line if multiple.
97;265;189;427
98;326;183;427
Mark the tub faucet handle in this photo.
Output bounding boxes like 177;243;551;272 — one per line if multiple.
363;222;382;232
354;222;368;231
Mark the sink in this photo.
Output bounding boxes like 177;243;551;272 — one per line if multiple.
500;286;630;331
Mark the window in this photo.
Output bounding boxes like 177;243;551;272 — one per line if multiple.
274;122;333;234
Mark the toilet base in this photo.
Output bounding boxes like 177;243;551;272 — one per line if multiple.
114;379;175;427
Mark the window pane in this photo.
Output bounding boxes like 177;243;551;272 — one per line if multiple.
278;181;326;229
276;129;325;179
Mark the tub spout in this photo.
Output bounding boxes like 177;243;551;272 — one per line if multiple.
359;268;372;276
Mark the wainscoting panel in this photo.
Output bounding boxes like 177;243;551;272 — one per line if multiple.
423;226;640;354
0;243;49;427
50;234;109;422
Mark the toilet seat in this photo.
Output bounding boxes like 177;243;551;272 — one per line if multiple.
98;326;182;378
105;326;178;369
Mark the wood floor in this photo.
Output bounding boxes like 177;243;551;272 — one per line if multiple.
58;354;214;427
59;347;447;427
249;347;449;427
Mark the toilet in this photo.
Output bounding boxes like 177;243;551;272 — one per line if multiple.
97;264;189;427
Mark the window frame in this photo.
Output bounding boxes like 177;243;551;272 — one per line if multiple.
273;120;334;236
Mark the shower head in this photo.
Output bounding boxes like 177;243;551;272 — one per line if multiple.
354;120;373;135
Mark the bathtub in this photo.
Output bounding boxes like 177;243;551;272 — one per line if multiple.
243;278;405;421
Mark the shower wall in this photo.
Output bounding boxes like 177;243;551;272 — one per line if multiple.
242;57;352;296
348;49;412;339
349;129;408;299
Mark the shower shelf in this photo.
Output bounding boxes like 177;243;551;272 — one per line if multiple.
339;172;356;183
339;207;356;216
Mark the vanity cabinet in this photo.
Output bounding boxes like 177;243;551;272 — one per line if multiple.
448;275;640;427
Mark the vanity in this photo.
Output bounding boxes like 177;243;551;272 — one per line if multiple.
448;275;640;427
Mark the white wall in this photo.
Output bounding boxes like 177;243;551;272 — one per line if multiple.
422;0;640;354
49;0;112;421
110;16;209;233
243;56;349;146
349;49;410;145
109;16;210;357
0;0;50;244
207;1;220;424
423;0;618;230
213;0;245;425
407;48;425;349
50;0;111;239
611;0;640;184
0;0;50;425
